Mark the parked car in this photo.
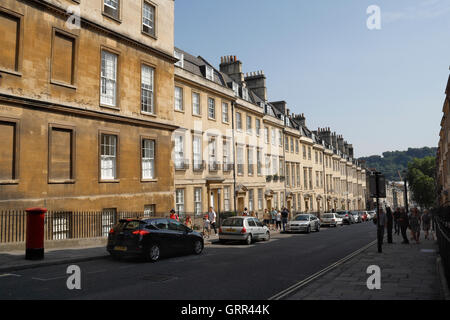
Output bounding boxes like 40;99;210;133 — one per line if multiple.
107;218;204;262
367;211;376;220
286;214;320;233
337;211;353;224
219;216;270;245
351;211;361;223
320;212;343;227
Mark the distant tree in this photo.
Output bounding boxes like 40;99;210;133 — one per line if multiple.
359;147;437;181
407;156;437;209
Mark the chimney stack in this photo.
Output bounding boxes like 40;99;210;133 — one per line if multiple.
244;70;267;101
219;55;244;83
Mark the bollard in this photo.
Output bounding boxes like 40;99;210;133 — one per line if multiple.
25;207;47;260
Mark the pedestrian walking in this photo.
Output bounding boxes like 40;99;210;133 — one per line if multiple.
398;207;410;244
276;210;282;231
393;207;401;235
409;208;421;244
281;207;289;232
263;209;271;227
386;207;393;243
422;209;432;240
208;207;217;235
271;208;277;231
242;208;249;216
203;215;210;239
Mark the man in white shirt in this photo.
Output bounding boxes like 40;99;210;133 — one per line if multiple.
208;207;217;235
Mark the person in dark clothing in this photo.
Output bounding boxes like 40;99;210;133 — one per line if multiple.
393;208;401;235
398;207;410;244
281;207;289;232
386;207;393;243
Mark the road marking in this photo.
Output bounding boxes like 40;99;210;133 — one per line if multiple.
268;239;377;300
32;275;67;281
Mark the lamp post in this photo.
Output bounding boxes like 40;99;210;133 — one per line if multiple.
403;170;409;213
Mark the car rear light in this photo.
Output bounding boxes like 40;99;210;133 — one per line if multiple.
109;228;115;234
241;227;247;234
132;230;150;236
219;227;222;233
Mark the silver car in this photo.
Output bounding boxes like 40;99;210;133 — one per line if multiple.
219;216;270;245
286;214;320;233
320;212;343;227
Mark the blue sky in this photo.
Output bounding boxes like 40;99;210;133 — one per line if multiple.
174;0;450;158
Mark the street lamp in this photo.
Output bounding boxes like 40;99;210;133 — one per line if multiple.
402;170;409;213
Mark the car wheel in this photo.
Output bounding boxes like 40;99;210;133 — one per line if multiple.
306;226;311;234
264;231;270;241
316;224;320;232
193;240;203;255
146;244;160;262
245;234;252;245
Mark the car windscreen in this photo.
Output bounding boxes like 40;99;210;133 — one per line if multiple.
222;218;244;227
294;215;309;221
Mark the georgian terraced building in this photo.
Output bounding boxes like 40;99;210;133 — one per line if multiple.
172;50;367;220
0;0;177;214
0;0;367;222
437;73;450;207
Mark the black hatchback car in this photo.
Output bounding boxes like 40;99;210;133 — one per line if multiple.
107;218;204;262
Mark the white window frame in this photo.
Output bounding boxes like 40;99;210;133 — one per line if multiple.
100;134;117;180
142;1;155;36
192;92;200;116
194;188;202;216
100;50;118;107
222;102;229;123
206;66;214;81
142;139;155;179
175;86;183;111
175;189;185;216
208;97;215;119
141;64;154;114
174;134;185;169
192;135;202;170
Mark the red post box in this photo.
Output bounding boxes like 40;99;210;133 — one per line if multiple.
25;207;47;260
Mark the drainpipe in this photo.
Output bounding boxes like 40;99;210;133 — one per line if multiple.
231;101;237;215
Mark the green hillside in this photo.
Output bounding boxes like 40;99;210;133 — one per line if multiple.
359;147;437;181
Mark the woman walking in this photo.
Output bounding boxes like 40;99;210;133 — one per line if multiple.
421;209;431;240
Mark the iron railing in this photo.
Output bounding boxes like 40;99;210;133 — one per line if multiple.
433;207;450;290
0;210;151;243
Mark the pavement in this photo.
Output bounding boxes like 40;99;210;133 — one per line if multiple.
288;231;443;300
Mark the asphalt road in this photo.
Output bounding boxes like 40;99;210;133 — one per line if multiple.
0;222;377;300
